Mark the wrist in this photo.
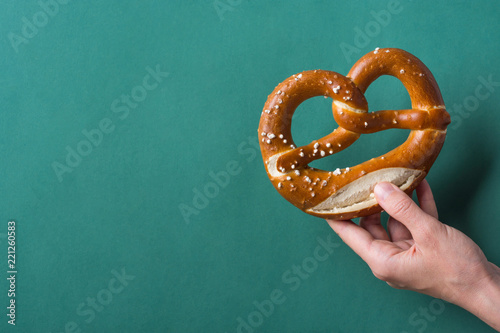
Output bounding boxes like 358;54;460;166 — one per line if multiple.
453;262;500;331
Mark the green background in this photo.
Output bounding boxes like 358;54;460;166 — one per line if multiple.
1;0;499;332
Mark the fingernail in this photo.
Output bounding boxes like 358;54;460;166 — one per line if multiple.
374;182;395;201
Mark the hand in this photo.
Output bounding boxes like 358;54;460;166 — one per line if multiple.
326;180;500;331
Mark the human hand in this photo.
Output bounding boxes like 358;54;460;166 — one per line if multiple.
326;180;500;331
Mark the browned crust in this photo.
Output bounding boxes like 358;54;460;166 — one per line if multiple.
258;48;450;220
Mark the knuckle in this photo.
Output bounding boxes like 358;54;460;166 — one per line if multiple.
370;263;393;282
387;281;405;290
418;222;435;237
389;196;415;219
417;218;442;243
372;268;390;281
372;270;387;281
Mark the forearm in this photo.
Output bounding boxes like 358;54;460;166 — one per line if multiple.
454;263;500;332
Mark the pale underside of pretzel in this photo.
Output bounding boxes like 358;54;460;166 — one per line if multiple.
258;48;450;220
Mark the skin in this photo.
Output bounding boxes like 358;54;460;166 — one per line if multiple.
326;180;500;331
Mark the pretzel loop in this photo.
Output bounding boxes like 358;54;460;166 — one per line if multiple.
258;48;450;220
260;70;367;173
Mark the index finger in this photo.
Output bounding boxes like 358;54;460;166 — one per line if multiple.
416;179;438;219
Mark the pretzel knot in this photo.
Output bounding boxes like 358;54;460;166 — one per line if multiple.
258;48;450;220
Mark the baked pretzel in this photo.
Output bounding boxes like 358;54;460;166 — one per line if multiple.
258;48;450;220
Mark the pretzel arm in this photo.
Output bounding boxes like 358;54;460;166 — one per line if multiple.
275;127;359;172
332;107;450;134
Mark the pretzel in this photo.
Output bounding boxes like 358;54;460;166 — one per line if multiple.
258;48;450;220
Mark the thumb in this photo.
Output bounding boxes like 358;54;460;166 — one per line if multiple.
374;182;439;242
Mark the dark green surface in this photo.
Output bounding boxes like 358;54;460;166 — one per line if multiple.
1;1;499;332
